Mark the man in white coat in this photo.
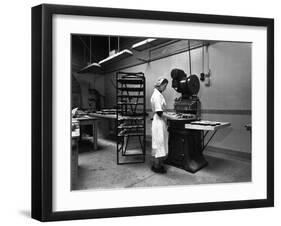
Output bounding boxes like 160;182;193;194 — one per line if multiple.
150;78;169;173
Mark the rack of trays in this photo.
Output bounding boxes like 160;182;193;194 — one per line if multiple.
116;72;146;164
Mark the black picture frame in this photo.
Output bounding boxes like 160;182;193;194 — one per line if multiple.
31;4;274;222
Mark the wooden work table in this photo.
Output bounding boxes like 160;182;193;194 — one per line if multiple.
71;116;98;189
71;119;80;190
75;115;98;150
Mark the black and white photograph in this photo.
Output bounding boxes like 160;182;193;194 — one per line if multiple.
71;35;252;190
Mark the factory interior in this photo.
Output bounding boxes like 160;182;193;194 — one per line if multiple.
71;35;252;190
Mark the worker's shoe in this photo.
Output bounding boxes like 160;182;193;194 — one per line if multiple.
160;165;167;173
151;165;166;174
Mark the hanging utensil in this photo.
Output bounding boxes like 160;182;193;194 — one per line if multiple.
188;40;192;75
205;44;211;87
200;44;205;81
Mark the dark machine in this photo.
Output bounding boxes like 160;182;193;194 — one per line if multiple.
165;69;208;173
171;68;201;120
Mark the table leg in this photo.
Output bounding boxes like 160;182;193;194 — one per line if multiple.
71;138;78;190
92;120;98;150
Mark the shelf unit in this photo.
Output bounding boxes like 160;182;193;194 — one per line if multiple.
116;71;146;164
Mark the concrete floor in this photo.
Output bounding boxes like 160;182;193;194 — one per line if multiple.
72;138;251;190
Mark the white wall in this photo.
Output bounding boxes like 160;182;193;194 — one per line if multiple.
0;0;280;226
200;42;252;109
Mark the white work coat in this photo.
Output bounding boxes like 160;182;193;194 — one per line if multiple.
150;88;168;158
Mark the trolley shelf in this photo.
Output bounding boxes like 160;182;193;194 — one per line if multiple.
118;125;144;129
119;113;145;117
116;71;146;165
117;102;144;105
118;87;144;92
117;79;144;84
117;95;144;98
117;132;145;137
118;116;144;121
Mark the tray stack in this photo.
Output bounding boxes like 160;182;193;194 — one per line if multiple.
116;72;146;164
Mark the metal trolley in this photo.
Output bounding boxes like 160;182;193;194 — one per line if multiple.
116;72;146;164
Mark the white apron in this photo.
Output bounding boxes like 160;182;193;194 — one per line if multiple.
151;89;168;158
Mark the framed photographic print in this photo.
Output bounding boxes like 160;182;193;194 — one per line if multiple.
31;4;274;221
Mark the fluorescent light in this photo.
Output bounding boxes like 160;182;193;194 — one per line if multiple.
131;38;156;50
78;62;102;74
131;38;170;51
98;49;133;66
